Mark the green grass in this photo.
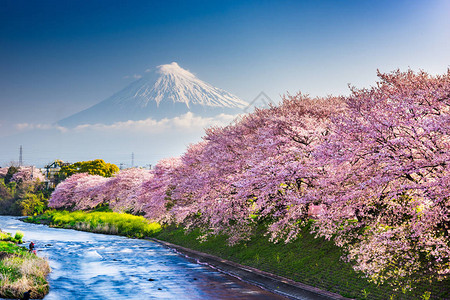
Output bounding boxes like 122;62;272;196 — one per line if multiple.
26;210;161;238
0;241;28;254
0;230;24;244
0;233;50;299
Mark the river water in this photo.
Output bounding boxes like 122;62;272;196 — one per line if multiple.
0;216;287;299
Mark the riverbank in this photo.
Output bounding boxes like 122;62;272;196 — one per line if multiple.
152;237;346;300
0;230;50;299
155;225;450;300
25;211;450;300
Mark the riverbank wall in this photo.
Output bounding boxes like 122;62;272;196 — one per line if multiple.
152;238;349;300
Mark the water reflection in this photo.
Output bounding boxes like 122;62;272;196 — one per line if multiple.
0;216;286;300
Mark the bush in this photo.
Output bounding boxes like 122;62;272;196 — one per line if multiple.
0;231;23;244
20;193;48;216
13;231;24;244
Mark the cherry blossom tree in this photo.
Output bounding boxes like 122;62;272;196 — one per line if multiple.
99;168;153;213
138;157;181;222
166;94;344;243
70;174;109;210
49;173;92;209
0;167;8;178
49;169;152;212
314;69;450;285
10;167;45;183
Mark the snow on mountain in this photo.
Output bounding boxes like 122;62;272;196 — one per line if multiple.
58;62;248;127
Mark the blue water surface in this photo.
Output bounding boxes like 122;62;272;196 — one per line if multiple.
0;216;286;299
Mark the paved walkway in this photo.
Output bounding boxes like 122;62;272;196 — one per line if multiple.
152;238;351;300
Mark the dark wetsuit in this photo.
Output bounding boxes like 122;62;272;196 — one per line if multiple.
22;290;31;300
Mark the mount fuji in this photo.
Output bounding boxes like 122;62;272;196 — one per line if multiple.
58;62;248;127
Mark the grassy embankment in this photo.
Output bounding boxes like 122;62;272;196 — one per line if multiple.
26;210;449;300
26;209;161;238
0;230;50;299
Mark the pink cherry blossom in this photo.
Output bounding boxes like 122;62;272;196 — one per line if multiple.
11;167;45;183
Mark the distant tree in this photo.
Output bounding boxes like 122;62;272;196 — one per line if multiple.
10;167;45;184
0;167;8;178
48;173;90;210
0;165;49;216
4;166;18;185
59;159;119;178
0;181;11;200
48;168;152;213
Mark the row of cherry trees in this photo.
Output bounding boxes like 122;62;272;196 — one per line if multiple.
49;70;449;285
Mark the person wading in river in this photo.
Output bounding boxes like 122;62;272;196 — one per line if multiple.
29;242;35;253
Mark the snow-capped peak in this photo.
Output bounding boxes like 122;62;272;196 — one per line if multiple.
157;62;195;78
58;62;248;127
137;62;248;109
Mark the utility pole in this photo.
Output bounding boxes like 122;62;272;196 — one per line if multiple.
131;152;134;168
19;145;23;167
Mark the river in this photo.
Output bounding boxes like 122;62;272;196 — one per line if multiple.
0;216;287;300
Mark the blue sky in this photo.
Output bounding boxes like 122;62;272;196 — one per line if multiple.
1;0;449;166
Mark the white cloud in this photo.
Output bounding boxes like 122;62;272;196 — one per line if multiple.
72;112;236;133
171;112;235;129
14;113;237;134
15;123;67;132
73;118;168;133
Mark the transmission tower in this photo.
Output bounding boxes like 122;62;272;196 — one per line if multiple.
131;152;134;168
19;145;23;166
